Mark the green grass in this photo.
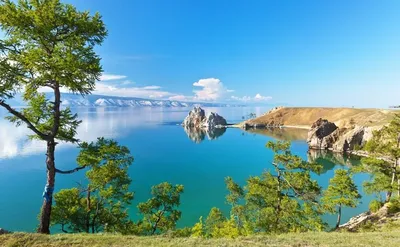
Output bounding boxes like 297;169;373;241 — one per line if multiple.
1;230;400;247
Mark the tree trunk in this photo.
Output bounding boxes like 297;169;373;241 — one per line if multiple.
387;162;398;202
37;140;56;234
335;204;342;229
275;168;282;229
86;186;91;233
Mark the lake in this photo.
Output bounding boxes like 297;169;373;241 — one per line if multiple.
0;107;373;232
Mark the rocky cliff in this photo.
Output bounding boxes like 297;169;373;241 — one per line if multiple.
307;118;376;152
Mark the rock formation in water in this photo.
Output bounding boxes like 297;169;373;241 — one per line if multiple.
182;107;227;143
0;228;10;235
307;118;375;152
182;107;227;128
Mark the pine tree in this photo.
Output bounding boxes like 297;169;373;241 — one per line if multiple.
0;0;106;233
137;182;184;235
51;138;134;234
321;169;361;229
363;114;400;202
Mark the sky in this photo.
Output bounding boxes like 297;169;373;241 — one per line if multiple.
42;1;400;107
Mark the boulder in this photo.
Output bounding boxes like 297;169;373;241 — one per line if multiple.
307;118;339;150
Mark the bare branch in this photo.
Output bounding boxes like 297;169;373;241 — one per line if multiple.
55;166;86;174
0;100;49;140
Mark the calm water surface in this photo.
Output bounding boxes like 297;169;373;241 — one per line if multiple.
0;107;373;232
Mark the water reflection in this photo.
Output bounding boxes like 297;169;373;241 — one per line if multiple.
307;149;362;174
246;127;309;141
183;126;226;143
0;107;189;160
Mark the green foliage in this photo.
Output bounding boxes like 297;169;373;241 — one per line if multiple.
207;141;325;236
204;207;226;237
369;200;383;213
191;217;205;237
137;182;184;235
321;169;361;228
211;216;240;239
322;169;361;212
387;197;400;214
51;138;134;234
0;0;107;140
355;115;400;202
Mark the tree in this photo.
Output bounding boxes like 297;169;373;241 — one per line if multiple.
51;138;134;234
222;141;324;234
137;182;184;235
321;169;361;229
0;0;107;233
362;114;400;202
204;207;225;237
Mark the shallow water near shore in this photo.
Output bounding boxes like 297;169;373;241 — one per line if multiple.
0;107;373;232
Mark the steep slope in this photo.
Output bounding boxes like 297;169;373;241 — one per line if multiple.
246;107;398;128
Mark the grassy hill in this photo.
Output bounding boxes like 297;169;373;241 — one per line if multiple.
246;107;398;129
1;229;400;247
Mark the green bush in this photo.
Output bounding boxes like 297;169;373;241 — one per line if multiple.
387;197;400;214
369;200;383;213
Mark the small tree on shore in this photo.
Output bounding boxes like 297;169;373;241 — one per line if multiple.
137;182;184;235
321;169;361;229
51;138;134;234
0;0;107;233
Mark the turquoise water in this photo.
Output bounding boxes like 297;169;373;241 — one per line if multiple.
0;107;373;232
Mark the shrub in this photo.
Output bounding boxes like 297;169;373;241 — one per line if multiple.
387;197;400;214
369;200;383;213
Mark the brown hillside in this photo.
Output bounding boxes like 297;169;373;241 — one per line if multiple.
246;107;398;128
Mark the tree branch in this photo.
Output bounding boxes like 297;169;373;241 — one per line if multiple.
55;166;86;174
0;100;49;140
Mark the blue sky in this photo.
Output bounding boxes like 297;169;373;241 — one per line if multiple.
64;0;400;107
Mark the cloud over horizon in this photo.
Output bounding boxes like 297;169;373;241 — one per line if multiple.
41;73;272;103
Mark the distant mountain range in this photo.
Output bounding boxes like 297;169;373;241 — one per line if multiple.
9;93;241;108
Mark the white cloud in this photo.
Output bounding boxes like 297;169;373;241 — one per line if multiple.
254;93;272;101
231;94;272;102
38;73;272;104
193;78;233;101
100;73;127;81
94;82;174;99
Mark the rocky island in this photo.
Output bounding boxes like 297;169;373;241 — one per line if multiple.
182;107;228;143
